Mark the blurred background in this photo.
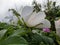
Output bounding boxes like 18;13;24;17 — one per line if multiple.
0;0;60;22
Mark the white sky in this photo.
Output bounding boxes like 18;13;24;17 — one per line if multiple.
0;0;60;21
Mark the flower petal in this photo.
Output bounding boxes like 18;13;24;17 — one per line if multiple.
55;19;60;28
21;6;33;22
36;19;51;28
55;19;60;36
26;12;46;27
43;28;50;32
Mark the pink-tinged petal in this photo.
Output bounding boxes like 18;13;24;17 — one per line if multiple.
43;28;50;32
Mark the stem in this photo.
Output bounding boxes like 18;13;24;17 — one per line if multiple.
50;20;56;31
50;19;59;45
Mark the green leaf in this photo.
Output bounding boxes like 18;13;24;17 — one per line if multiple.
0;36;28;45
0;30;7;40
11;29;26;36
42;36;54;45
31;34;55;45
8;44;27;45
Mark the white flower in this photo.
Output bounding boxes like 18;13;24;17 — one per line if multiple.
55;19;60;36
55;19;60;28
21;6;51;28
36;19;51;28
